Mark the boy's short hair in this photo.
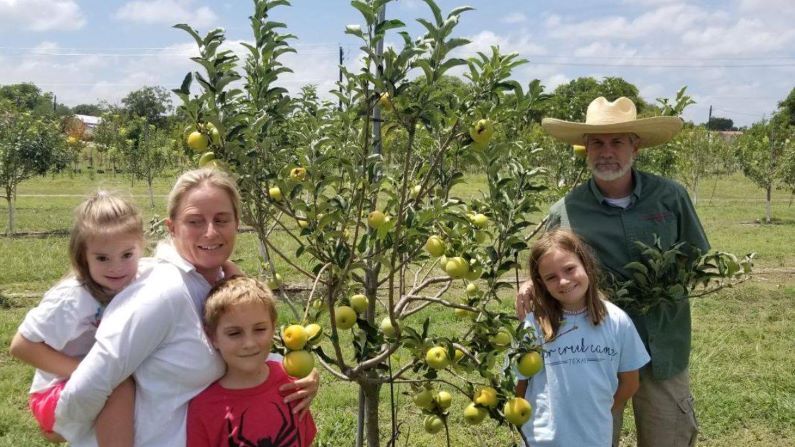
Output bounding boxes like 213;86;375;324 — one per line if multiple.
204;276;277;333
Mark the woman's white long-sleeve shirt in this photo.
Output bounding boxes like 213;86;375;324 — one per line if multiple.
54;242;225;447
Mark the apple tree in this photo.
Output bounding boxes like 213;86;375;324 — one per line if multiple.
0;99;68;234
173;0;546;445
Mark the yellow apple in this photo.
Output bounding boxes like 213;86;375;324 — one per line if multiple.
463;403;488;425
412;387;435;410
425;346;450;370
334;306;357;330
268;186;283;202
469;119;494;144
490;329;512;350
504;397;532;425
517;351;544;377
282;324;308;351
454;307;476;320
282;350;314;378
434;390;453;410
379;317;396;337
187;131;209;152
297;219;309;229
304;323;323;346
410;184;421;199
67;136;79;145
350;294;368;314
474;386;498;408
378;92;393;111
424;235;445;257
465;283;479;296
290;167;307;181
424;415;444;434
367;210;386;229
573;144;586;157
444;257;469;279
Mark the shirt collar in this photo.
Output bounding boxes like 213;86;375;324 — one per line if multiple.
588;169;643;206
155;240;196;274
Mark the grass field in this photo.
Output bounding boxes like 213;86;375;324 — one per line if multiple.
1;171;794;446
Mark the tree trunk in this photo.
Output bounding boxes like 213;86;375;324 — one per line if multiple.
765;185;772;224
363;381;381;447
692;176;699;206
147;177;155;209
5;186;15;235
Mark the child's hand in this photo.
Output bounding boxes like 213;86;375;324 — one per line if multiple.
280;368;319;420
516;280;534;320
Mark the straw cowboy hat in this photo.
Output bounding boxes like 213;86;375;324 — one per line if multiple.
541;96;683;148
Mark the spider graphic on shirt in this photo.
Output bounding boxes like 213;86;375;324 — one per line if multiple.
225;401;302;447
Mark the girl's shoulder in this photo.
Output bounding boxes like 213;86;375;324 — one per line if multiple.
41;276;100;308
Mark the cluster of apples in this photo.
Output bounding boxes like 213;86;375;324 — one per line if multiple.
185;122;223;169
412;385;454;434
280;322;323;378
333;293;368;331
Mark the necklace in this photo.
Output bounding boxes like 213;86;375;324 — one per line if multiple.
562;306;587;315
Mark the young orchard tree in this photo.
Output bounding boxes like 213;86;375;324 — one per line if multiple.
174;1;545;445
736;118;789;224
0;100;68;234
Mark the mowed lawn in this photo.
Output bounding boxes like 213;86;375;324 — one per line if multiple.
1;172;794;446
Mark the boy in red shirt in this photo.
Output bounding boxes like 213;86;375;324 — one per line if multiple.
188;276;316;447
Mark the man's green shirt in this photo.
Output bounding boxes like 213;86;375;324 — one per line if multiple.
547;170;709;380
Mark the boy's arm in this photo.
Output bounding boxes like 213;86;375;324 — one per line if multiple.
9;332;80;377
515;379;528;398
612;370;640;411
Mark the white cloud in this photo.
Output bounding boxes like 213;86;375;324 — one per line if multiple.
465;30;546;57
0;0;85;31
115;0;218;28
573;42;638;59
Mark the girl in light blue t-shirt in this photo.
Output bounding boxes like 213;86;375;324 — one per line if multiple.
516;230;649;446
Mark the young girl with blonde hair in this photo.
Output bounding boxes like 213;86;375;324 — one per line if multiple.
516;229;649;446
10;191;147;446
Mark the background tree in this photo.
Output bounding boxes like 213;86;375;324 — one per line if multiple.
123;119;176;207
71;103;104;116
777;86;795;126
735;119;785;223
707;116;736;131
0;83;69;116
0;99;68;234
121;86;173;128
544;76;646;121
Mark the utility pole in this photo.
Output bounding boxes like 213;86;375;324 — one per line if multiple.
338;45;344;111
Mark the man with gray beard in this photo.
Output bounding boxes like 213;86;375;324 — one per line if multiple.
516;97;709;447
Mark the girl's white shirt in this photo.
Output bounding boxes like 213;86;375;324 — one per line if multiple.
54;242;226;447
19;259;156;394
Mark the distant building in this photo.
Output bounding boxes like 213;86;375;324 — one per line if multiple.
73;114;102;135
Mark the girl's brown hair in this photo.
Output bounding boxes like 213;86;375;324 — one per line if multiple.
69;191;144;305
528;229;607;341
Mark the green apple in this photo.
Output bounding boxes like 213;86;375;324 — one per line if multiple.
504;397;532;425
470;213;489;227
412;387;435;410
469;119;494;144
297;219;309;229
473;386;498;408
463;403;488;425
350;294;368;314
304;323;323;346
282;324;308;351
282;350;315;378
379;317;396;337
290;167;307;181
454;307;476;320
334;306;357;330
465;265;483;281
490;329;512;350
465;283;479;296
517;351;543;377
424;235;445;257
205;122;221;146
410;184;422;199
444;257;469;279
378;92;393;111
573;144;586;157
367;210;386;229
424;415;444;434
268;186;283;202
434;390;453;410
187;131;209;152
198;151;215;168
266;273;283;290
425;346;450;370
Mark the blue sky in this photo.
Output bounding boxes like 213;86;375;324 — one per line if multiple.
1;0;793;127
